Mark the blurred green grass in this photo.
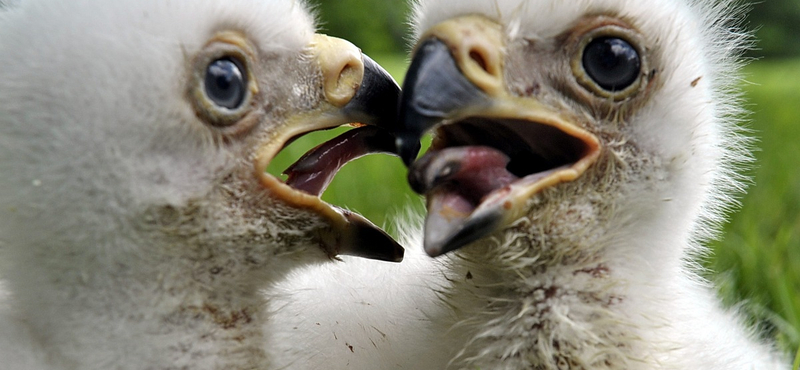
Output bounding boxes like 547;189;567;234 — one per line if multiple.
269;55;800;354
707;58;800;354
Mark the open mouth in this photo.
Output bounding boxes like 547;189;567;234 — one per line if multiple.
281;125;396;197
255;122;405;262
405;115;600;256
409;117;597;213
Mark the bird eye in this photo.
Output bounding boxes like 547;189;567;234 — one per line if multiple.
581;37;641;92
190;35;259;131
204;57;248;110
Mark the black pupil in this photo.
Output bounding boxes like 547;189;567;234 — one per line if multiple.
582;37;640;92
205;58;247;109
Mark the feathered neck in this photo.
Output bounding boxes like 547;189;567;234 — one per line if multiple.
442;232;637;368
437;174;696;369
1;194;324;369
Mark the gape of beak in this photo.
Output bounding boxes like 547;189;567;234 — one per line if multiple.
281;52;402;198
256;35;406;263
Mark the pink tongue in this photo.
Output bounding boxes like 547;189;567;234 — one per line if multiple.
411;146;518;256
284;126;396;196
409;146;518;206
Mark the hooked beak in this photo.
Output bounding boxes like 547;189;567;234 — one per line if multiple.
398;16;601;257
256;34;404;262
395;38;491;166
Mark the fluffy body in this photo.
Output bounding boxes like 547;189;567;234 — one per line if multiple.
266;0;788;369
0;1;350;369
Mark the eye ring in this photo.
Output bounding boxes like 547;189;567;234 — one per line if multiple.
571;25;647;100
190;33;260;129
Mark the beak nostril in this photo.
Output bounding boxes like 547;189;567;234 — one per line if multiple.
339;62;358;82
464;45;502;93
311;34;366;108
330;59;363;101
334;61;362;96
469;49;489;74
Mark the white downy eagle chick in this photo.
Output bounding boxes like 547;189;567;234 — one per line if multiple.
266;0;790;369
0;0;404;369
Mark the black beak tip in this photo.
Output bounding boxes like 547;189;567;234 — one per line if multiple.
422;208;504;257
423;237;463;258
340;221;405;262
339;210;406;263
396;133;421;167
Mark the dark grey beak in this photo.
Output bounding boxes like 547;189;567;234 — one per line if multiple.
337;210;405;262
395;37;506;256
396;38;491;166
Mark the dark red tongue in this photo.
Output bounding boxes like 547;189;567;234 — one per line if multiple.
408;146;518;206
284;126;397;196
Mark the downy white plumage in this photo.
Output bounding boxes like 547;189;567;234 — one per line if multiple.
0;0;404;369
266;0;789;369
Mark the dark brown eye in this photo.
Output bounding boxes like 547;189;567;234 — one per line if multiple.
581;37;641;92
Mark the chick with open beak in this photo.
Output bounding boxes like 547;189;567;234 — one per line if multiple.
397;16;601;256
